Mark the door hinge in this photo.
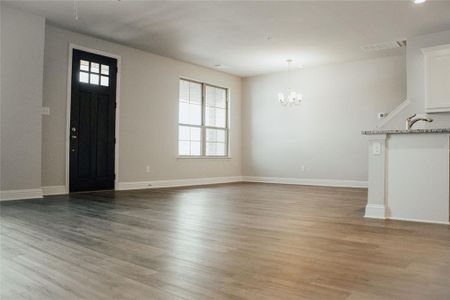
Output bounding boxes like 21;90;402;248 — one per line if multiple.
114;138;116;144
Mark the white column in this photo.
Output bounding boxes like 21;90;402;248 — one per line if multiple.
365;134;388;219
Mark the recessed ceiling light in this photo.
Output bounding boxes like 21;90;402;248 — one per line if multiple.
413;0;427;4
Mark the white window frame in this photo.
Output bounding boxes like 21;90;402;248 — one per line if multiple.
178;78;230;158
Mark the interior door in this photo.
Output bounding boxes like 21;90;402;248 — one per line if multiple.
70;49;117;192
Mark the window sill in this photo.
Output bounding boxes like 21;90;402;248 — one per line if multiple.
177;156;232;160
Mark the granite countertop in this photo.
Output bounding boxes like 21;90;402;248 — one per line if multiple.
361;128;450;135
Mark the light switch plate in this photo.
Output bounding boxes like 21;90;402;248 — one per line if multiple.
377;112;388;119
41;107;50;115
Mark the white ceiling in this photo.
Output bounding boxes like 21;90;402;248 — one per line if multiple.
4;0;450;77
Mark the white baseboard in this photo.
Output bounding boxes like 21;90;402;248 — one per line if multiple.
364;204;387;219
117;176;244;191
242;176;368;188
1;176;367;200
42;185;68;196
365;205;449;225
387;216;449;225
0;188;43;201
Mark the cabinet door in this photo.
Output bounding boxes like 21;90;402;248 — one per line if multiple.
424;46;450;113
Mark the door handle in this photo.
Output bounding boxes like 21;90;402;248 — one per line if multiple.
71;135;77;139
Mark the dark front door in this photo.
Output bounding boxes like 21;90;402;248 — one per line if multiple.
70;49;117;192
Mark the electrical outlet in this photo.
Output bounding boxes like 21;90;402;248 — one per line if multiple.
41;107;50;115
146;165;150;173
372;142;382;155
300;165;305;172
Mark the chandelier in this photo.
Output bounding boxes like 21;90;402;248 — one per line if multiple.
278;59;302;106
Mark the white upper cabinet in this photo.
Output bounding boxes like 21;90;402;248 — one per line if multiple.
422;44;450;113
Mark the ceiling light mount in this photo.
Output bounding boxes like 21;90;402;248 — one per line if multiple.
73;0;79;20
413;0;427;4
214;64;229;69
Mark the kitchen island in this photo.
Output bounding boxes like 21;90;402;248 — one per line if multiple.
362;128;450;224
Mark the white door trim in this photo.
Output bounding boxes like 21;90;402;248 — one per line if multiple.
65;43;121;192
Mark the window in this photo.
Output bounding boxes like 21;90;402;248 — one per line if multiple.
79;60;110;87
178;79;229;157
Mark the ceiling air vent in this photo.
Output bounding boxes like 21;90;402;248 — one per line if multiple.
361;40;406;52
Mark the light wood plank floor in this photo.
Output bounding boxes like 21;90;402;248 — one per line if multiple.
1;183;450;299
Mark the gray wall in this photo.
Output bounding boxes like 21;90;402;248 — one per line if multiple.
3;5;444;192
382;29;450;129
408;30;450;120
0;5;45;191
242;56;406;181
42;25;242;187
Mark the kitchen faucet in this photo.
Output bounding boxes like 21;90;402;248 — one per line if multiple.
405;114;433;130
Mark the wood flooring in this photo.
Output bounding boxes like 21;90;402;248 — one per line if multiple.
1;182;449;299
